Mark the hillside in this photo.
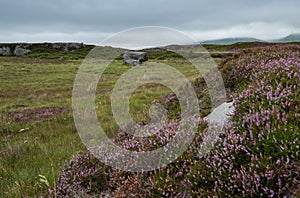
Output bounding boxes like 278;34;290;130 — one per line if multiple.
1;42;300;197
200;37;264;45
274;33;300;42
200;34;300;44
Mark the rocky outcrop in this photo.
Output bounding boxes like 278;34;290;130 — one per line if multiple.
123;51;148;66
14;45;31;56
52;43;82;51
0;42;85;57
0;46;10;56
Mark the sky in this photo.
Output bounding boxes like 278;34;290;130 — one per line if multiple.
1;0;300;44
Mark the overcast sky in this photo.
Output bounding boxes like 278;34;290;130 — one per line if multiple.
1;0;300;44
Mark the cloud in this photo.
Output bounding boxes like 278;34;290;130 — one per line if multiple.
101;27;195;49
0;0;299;43
0;31;110;44
188;22;300;41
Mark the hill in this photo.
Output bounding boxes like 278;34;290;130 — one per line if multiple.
273;33;300;42
200;37;264;45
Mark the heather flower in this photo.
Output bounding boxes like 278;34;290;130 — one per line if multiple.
52;45;300;197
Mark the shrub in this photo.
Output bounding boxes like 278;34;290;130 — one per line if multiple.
52;45;300;197
192;46;300;197
52;152;114;197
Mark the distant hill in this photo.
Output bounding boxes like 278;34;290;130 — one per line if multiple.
273;33;300;42
200;37;264;45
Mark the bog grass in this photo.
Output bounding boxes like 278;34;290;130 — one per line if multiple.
0;48;210;197
2;43;295;197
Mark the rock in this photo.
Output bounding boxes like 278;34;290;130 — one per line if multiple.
52;42;81;51
52;43;63;49
0;46;10;56
123;51;148;66
14;46;31;56
204;102;234;127
66;43;82;51
124;59;140;66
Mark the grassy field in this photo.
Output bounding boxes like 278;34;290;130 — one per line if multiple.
0;57;83;197
0;46;216;197
1;42;299;197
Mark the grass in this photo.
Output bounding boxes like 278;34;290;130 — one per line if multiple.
2;42;298;197
0;46;213;197
52;44;300;197
0;56;85;196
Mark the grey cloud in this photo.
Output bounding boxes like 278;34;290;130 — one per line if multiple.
0;0;299;43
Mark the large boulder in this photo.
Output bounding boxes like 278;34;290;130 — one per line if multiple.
14;46;31;56
124;59;140;66
0;46;10;56
123;51;148;66
204;102;234;127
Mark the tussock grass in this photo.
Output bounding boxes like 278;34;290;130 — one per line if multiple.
0;47;204;196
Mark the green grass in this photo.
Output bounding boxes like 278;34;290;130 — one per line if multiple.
0;57;85;197
4;42;300;197
0;46;214;197
1;42;279;197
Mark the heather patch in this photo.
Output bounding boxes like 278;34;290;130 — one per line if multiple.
192;46;300;197
7;106;68;122
52;45;299;197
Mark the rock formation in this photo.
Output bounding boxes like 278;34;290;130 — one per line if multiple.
123;51;148;66
14;45;31;56
52;43;82;51
0;46;10;56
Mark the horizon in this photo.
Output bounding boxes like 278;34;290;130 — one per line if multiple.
0;32;299;46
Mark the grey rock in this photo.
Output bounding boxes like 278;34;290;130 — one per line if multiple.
52;42;81;51
204;102;234;127
124;59;140;66
200;102;235;153
52;43;63;49
66;43;81;51
0;46;10;56
53;43;66;51
14;46;31;56
123;51;148;66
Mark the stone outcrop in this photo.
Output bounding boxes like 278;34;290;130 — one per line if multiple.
52;43;82;51
0;42;85;56
0;46;10;56
123;51;148;66
14;45;31;56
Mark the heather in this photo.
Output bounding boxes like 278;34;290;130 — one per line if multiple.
8;106;67;122
52;45;300;197
192;45;300;197
1;43;299;197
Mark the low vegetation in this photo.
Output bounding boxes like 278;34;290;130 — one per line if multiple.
0;43;299;197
